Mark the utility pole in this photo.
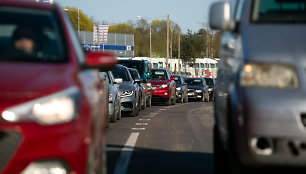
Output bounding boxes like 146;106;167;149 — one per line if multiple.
178;29;181;75
166;14;170;70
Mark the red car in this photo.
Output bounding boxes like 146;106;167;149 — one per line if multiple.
0;1;117;174
151;68;176;105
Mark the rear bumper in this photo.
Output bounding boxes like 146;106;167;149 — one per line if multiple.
152;88;169;99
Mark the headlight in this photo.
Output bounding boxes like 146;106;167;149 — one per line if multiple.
161;84;168;88
176;87;181;91
1;87;79;125
122;90;133;97
146;83;151;88
240;63;298;89
195;90;202;93
21;160;68;174
208;88;213;92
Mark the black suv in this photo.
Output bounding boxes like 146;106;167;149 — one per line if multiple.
118;59;152;107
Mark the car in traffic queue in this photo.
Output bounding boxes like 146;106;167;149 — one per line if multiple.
128;68;147;110
185;77;210;102
204;77;216;101
105;71;122;123
172;75;188;103
0;1;117;174
151;68;176;106
210;0;306;173
118;59;152;107
111;65;141;117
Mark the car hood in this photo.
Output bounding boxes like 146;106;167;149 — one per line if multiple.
151;80;168;85
242;25;306;64
119;81;135;92
0;62;76;111
187;86;203;90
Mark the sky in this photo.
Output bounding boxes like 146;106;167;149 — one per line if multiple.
54;0;220;34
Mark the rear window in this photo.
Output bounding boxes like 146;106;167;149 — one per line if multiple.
119;60;144;76
252;0;306;23
112;67;131;81
152;70;167;80
0;6;66;63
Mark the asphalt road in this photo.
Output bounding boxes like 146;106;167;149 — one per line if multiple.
106;100;215;174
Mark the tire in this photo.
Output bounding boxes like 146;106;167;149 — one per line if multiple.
109;104;116;123
165;97;171;106
201;93;205;102
214;125;228;174
146;97;152;107
184;94;188;103
141;95;146;110
205;92;209;102
129;98;140;117
117;99;121;120
171;94;176;105
178;94;183;103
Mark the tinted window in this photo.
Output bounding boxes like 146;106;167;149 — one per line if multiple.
129;69;140;80
0;6;66;63
185;78;203;86
152;70;167;80
112;67;131;81
119;60;144;76
205;78;215;86
252;0;306;23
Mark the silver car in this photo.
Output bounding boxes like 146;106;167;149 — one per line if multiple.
106;71;122;123
112;65;141;117
210;0;306;173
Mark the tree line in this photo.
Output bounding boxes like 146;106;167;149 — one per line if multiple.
64;7;221;63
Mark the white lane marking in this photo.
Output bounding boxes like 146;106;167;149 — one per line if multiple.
139;118;150;121
160;109;167;111
113;132;140;174
151;112;159;115
135;123;148;126
131;128;146;130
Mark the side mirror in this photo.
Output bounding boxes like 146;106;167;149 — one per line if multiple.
134;78;142;84
209;1;235;31
85;52;117;72
145;72;151;79
114;78;123;84
170;76;175;81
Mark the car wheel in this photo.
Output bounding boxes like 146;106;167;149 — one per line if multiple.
116;99;121;120
141;95;146;110
147;97;152;107
201;93;205;102
171;94;176;105
214;125;228;174
205;92;209;102
178;94;183;103
109;104;117;123
165;97;171;106
184;93;188;103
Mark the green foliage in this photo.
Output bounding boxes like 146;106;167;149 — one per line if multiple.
109;23;135;34
64;7;94;32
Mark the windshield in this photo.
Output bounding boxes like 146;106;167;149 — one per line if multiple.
152;70;167;80
205;78;214;86
252;0;306;23
0;6;66;62
112;67;131;81
119;60;143;76
129;69;140;80
174;76;181;84
185;78;203;86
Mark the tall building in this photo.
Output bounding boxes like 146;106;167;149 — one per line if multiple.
35;0;53;4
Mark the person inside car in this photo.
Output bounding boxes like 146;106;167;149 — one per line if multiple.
12;26;38;55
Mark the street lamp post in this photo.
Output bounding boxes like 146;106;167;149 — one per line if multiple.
63;8;80;38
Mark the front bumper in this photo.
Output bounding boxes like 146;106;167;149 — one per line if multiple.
120;95;136;112
152;88;169;99
187;90;203;99
0;121;89;174
233;87;306;167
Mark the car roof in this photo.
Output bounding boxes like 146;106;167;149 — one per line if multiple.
0;0;56;10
